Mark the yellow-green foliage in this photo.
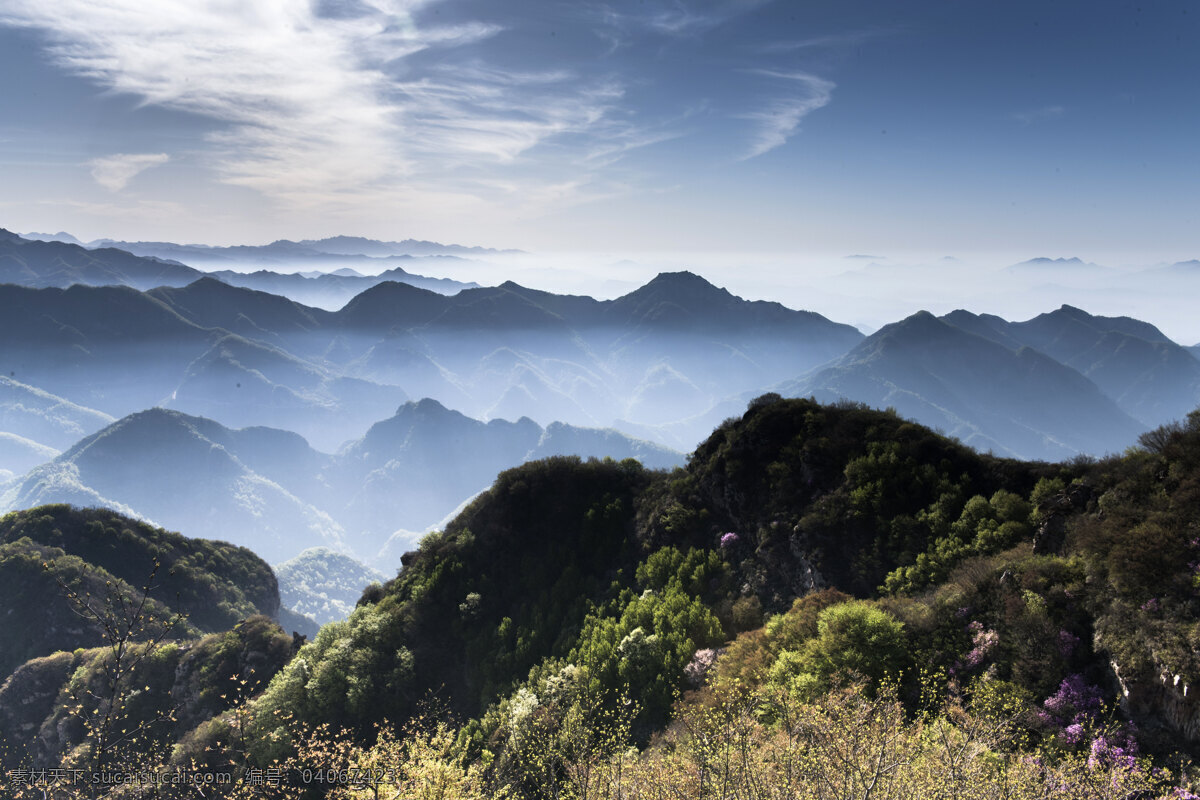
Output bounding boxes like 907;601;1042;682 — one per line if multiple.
216;678;1177;800
883;488;1034;594
767;600;908;700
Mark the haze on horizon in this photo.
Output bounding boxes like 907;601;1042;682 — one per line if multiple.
0;0;1196;259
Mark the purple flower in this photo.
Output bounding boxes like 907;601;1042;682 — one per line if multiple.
720;532;740;548
1087;729;1138;770
1042;674;1103;730
1057;629;1080;657
1063;723;1085;744
959;621;998;670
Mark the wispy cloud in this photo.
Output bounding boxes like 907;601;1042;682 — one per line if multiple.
737;72;834;159
589;0;770;39
88;152;169;191
755;29;883;54
1012;105;1065;125
0;0;853;233
0;0;419;200
0;0;669;222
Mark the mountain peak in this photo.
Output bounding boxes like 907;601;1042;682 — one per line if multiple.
645;270;720;289
1033;256;1085;265
1010;256;1096;271
622;271;733;305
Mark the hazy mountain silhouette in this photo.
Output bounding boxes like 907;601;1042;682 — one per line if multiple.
1;409;346;562
0;376;113;450
0;230;478;308
0;377;114;478
167;333;407;450
0;228;202;289
783;311;1144;460
88;234;512;262
1007;256;1103;273
208;266;478;309
944;306;1200;426
0;283;211;415
297;235;520;257
20;231;84;245
0;400;682;566
334;398;683;557
3;262;1194;475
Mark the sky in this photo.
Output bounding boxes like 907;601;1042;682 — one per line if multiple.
0;0;1197;258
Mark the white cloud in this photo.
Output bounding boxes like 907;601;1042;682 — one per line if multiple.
737;72;834;159
0;0;658;222
88;152;170;191
0;0;844;235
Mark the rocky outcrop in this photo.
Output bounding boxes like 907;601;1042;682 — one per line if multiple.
1111;659;1200;745
0;651;78;766
1033;484;1095;554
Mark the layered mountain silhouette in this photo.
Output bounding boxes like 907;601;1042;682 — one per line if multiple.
6;232;1200;568
0;376;112;463
0;228;202;289
85;234;513;263
1;230;478;306
0;401;682;566
2;257;1195;466
0;377;114;480
1;409;347;563
0;270;855;449
782;310;1146;460
941;305;1200;426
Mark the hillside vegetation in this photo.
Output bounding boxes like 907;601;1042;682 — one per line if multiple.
0;505;280;678
6;397;1200;798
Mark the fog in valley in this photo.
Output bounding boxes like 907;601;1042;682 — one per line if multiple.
3;228;1200;624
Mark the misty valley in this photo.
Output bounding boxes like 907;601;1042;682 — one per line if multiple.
3;228;1200;798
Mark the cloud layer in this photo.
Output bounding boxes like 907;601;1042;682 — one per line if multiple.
88;152;170;191
0;0;842;227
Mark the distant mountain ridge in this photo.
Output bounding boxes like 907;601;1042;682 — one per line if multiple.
0;229;479;306
942;305;1200;427
1;408;348;562
0;400;684;566
5;229;1200;522
0;228;203;290
782;310;1145;460
84;233;519;260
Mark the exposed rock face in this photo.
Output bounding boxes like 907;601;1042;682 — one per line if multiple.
786;528;829;596
1112;659;1200;744
0;651;79;766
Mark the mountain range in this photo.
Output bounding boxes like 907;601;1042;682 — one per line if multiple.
782;310;1145;460
0;401;683;565
2;228;479;305
5;227;1200;577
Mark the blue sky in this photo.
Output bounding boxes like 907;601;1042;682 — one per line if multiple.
0;0;1196;255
